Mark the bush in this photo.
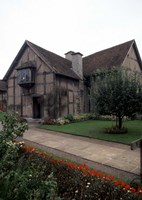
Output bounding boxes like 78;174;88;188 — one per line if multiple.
64;114;74;122
0;111;5;121
0;111;28;159
104;126;128;134
42;117;56;125
0;168;61;200
0;136;61;199
1;111;28;140
56;117;70;125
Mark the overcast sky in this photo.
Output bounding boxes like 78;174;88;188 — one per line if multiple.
0;0;142;79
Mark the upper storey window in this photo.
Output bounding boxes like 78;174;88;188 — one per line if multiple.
18;68;32;83
17;61;35;88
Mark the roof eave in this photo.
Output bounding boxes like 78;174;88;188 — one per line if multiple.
26;41;57;74
122;40;142;71
55;72;81;80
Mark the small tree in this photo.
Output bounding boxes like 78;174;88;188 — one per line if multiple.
90;67;142;130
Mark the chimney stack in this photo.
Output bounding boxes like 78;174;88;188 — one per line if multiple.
65;51;83;79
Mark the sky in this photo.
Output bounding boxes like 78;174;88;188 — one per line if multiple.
0;0;142;79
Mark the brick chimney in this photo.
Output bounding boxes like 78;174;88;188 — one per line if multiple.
65;51;83;79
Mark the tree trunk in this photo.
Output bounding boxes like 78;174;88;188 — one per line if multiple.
118;116;122;129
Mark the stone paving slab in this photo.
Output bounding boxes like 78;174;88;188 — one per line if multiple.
23;127;140;177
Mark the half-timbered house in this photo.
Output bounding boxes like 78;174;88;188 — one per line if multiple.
3;39;142;119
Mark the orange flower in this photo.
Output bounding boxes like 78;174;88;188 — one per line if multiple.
83;163;89;171
97;172;104;178
124;184;130;190
114;180;119;186
77;165;83;171
102;174;107;180
28;147;36;152
67;162;76;169
89;170;97;176
109;175;114;181
22;145;36;152
119;179;125;187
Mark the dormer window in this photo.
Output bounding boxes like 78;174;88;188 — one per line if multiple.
17;61;35;88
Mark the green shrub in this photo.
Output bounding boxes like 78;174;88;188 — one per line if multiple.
0;111;28;160
0;142;61;200
1;111;28;141
0;111;5;121
0;168;61;200
64;114;74;122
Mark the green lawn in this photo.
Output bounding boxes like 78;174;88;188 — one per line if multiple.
39;120;142;144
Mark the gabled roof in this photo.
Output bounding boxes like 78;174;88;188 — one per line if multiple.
83;40;142;76
3;39;142;81
0;80;6;91
3;40;80;80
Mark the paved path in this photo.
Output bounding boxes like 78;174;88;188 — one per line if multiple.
22;125;140;179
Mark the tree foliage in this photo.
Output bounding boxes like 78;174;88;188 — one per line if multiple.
90;67;142;129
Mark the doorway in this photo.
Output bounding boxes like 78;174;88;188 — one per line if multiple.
33;97;41;118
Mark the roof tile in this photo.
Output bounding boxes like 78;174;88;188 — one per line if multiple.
27;41;80;80
83;40;134;76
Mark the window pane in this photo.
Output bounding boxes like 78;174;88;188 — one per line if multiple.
18;69;32;83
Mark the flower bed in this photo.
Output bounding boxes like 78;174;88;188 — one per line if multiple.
42;113;117;125
20;144;142;199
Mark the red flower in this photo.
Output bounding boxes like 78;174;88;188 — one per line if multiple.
97;172;104;178
50;159;56;163
109;175;114;181
131;187;136;193
89;170;97;176
137;188;142;193
114;180;119;186
124;184;130;190
77;165;83;171
119;179;125;187
83;163;89;171
28;147;36;152
67;162;76;169
22;145;36;152
102;174;107;180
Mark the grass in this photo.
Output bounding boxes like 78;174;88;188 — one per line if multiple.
39;120;142;145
